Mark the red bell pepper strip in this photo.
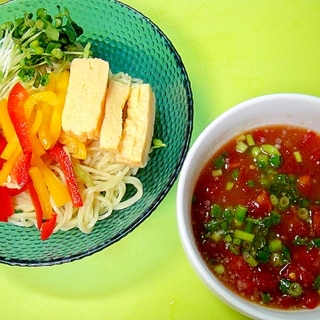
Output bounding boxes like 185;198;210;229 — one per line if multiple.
7;83;32;155
0;186;14;222
10;152;32;189
0;133;7;170
47;143;83;207
40;213;57;241
27;180;43;229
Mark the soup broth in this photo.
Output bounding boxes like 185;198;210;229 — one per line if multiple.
191;125;320;309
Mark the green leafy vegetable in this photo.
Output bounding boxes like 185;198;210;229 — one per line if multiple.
0;6;92;98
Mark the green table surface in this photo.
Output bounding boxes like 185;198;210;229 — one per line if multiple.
1;1;320;319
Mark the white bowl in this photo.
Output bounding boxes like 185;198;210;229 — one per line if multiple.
177;93;320;320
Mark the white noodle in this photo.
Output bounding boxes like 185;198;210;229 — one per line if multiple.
8;140;143;235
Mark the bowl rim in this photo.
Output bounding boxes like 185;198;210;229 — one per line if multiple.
177;93;320;319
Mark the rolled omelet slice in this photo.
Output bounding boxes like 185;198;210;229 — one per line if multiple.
99;80;131;153
116;83;155;167
61;58;109;142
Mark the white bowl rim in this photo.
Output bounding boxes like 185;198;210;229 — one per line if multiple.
177;93;320;320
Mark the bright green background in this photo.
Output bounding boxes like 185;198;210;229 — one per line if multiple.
1;1;320;319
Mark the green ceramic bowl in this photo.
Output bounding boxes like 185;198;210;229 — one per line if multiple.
0;0;193;266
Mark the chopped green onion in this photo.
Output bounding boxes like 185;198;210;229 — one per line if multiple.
231;169;239;180
256;153;269;169
223;208;233;224
213;263;225;274
313;238;320;247
256;249;270;262
236;140;248;153
269;238;282;252
313;275;320;290
243;251;258;267
278;196;290;210
214;152;227;169
269;155;282;167
293;151;302;163
229;243;240;255
281;246;291;264
233;237;242;246
251;146;261;158
279;278;303;298
270;194;278;206
246;180;255;187
261;144;280;156
212;169;222;177
210;231;221;242
234;204;248;225
246;134;255;146
225;181;234;190
224;234;233;243
152;138;166;149
205;220;220;233
234;229;254;242
211;204;223;218
297;207;309;220
261;292;271;304
293;236;307;246
253;235;266;250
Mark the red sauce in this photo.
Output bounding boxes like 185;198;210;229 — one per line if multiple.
191;126;320;309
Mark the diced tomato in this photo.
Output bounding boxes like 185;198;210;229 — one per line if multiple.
301;291;320;309
253;266;279;292
300;131;318;148
252;130;267;145
310;146;320;163
281;262;315;288
280;296;298;309
280;153;302;175
291;245;320;275
246;190;272;218
275;211;309;243
311;207;320;238
223;250;256;294
296;174;312;197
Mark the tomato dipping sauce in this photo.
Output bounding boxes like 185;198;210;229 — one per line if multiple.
191;126;320;310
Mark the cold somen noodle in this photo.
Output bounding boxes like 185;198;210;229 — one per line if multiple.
9;140;143;234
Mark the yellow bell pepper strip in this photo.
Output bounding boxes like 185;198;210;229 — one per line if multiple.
31;156;71;207
7;83;32;155
29;166;53;220
28;107;46;157
1;137;19;161
0;186;14;222
47;143;83;208
0;98;20;161
40;213;57;241
0;99;16;141
46;71;69;104
27;180;43;229
23;91;62;150
59;131;87;160
0;134;24;196
0;145;23;186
